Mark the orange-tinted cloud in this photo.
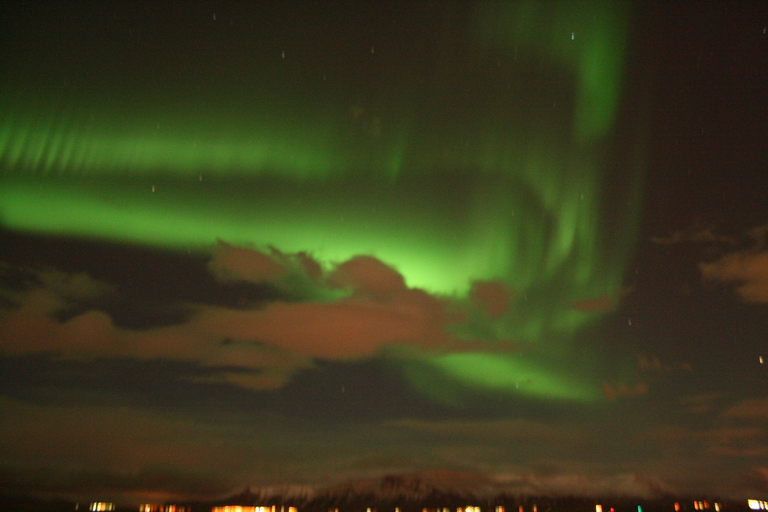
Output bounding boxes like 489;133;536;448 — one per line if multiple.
649;225;734;245
0;284;306;389
705;426;768;457
679;392;722;415
0;247;464;389
0;302;117;355
0;242;534;390
195;295;452;360
700;250;768;303
601;381;648;401
469;280;510;318
638;354;692;373
327;255;406;298
722;396;768;420
208;240;287;284
570;295;616;312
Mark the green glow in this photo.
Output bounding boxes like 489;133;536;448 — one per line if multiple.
0;2;644;404
0;104;345;179
430;352;600;402
474;0;630;142
392;346;604;405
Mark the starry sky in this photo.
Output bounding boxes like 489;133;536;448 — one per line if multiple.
1;0;768;505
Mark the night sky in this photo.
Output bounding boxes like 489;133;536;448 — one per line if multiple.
1;0;768;505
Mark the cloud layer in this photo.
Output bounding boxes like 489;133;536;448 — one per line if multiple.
1;241;492;390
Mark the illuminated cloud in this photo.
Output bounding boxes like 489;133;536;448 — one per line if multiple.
208;241;287;284
194;297;452;361
201;249;459;361
469;280;511;319
679;392;723;415
0;238;626;402
601;381;648;401
638;354;692;373
649;225;735;245
328;255;407;298
0;271;305;388
705;426;768;457
570;295;617;313
722;397;768;420
700;251;768;303
0;251;460;389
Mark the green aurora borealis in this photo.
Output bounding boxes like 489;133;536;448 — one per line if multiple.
0;1;646;403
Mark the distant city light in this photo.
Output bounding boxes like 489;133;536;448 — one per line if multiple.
89;503;114;512
212;507;296;512
749;500;768;510
163;506;190;512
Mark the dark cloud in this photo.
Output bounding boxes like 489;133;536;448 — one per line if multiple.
0;229;282;310
0;355;263;413
35;268;115;301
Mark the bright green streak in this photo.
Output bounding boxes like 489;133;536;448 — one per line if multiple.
0;177;489;294
430;352;601;402
0;1;644;404
0;104;346;180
